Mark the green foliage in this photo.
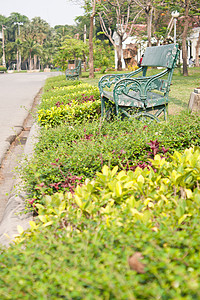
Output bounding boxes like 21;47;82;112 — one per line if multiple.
73;146;200;225
1;147;200;299
2;72;200;298
0;66;7;72
37;82;101;127
21;111;200;202
41;82;98;103
43;76;79;92
93;39;114;69
54;37;88;70
38;99;101;128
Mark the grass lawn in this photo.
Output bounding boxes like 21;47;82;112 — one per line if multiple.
81;67;200;115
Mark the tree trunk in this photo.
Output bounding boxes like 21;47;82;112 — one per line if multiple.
146;13;152;47
29;53;33;70
182;0;189;76
116;36;123;71
16;50;19;71
33;54;37;70
89;15;94;78
195;32;200;67
145;2;152;47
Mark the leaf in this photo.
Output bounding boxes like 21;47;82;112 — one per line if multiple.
111;166;118;177
185;189;193;199
128;252;146;273
117;170;126;180
75;195;83;208
137;175;144;184
102;165;109;176
38;215;47;223
42;221;53;227
17;225;24;235
59;201;66;213
29;221;37;230
115;182;122;197
178;214;190;225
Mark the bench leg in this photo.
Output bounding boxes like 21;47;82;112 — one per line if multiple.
101;97;106;118
164;105;168;121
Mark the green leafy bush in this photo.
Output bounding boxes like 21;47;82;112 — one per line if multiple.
41;82;95;101
37;82;100;127
0;66;7;72
93;39;114;69
21;111;200;202
38;99;101;128
1;147;200;299
43;78;80;92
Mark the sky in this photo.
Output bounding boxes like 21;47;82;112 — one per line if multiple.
1;0;85;27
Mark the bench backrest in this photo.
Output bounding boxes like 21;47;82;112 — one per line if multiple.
141;44;179;68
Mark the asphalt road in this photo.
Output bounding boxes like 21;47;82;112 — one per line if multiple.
0;71;61;166
0;71;62;228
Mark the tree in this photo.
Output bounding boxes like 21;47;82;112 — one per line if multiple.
182;0;190;76
84;0;97;78
191;15;200;67
54;24;77;39
98;0;141;70
132;0;154;46
93;38;114;69
20;21;41;70
54;37;88;70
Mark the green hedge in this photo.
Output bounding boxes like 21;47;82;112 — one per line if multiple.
1;147;200;299
0;66;7;72
43;78;80;92
37;82;100;127
20;111;200;202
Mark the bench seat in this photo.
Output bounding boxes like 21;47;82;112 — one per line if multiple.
99;44;179;122
102;90;168;108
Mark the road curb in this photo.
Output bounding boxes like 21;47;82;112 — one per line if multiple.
0;127;23;168
0;123;39;247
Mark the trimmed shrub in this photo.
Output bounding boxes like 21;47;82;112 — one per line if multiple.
1;147;200;299
43;78;81;92
20;111;200;202
37;83;100;127
0;66;7;72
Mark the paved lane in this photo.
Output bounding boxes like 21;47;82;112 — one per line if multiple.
0;71;61;166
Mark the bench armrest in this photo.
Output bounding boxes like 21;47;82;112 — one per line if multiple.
98;68;143;94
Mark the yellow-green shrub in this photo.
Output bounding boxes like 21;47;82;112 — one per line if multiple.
38;99;101;128
72;146;200;228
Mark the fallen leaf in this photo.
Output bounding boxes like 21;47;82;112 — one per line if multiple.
128;252;146;273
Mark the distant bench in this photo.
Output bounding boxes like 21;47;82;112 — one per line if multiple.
65;60;81;80
98;44;179;122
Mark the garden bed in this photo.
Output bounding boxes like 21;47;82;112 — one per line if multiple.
1;72;200;299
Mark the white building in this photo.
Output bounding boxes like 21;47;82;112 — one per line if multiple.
113;26;200;69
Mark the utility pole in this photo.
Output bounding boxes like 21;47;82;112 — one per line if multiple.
2;25;6;68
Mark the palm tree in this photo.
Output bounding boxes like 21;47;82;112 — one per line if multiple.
21;37;41;70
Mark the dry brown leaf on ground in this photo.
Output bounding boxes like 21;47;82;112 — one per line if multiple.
128;252;146;273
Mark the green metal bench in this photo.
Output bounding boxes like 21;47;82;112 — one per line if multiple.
98;44;179;122
65;60;81;80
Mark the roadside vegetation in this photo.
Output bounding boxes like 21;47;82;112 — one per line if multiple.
1;69;200;299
